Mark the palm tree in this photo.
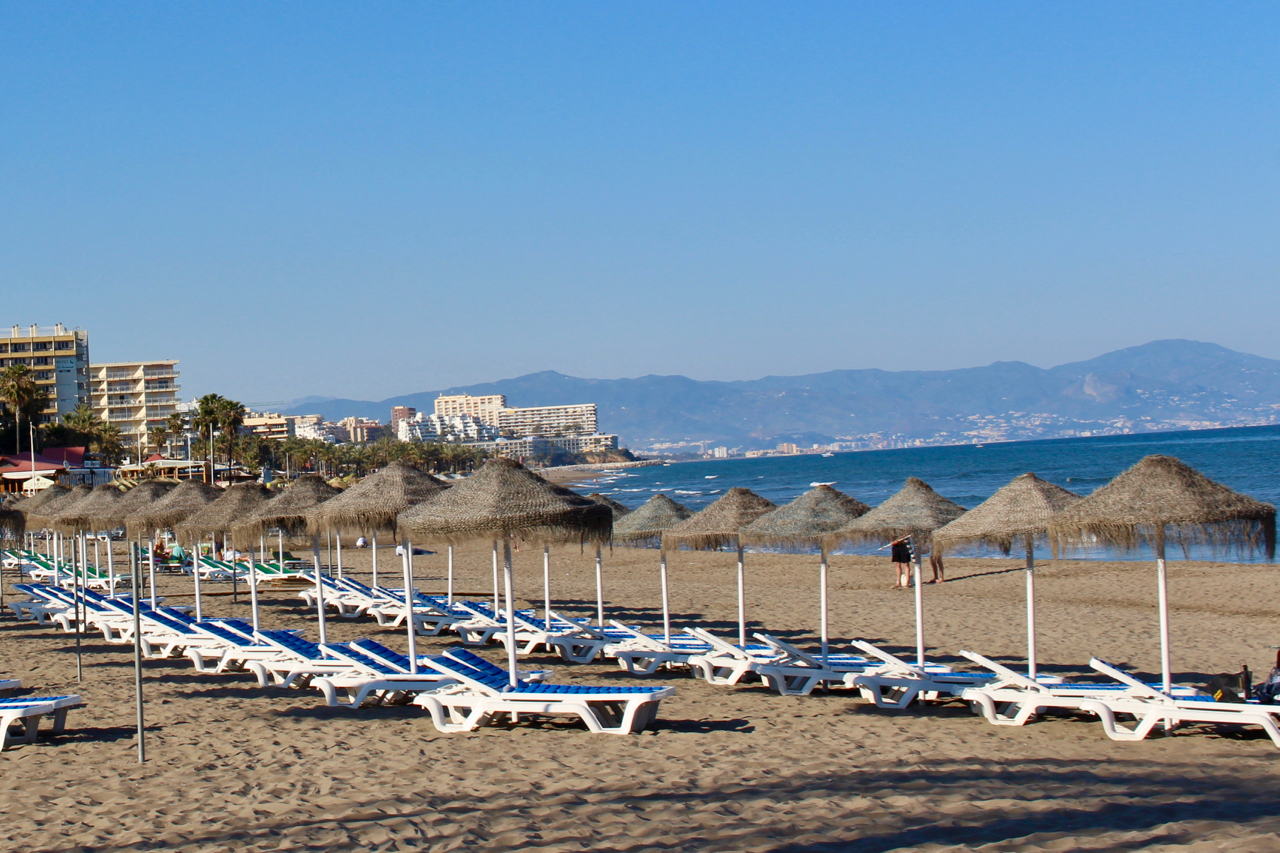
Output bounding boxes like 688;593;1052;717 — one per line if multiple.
0;364;48;454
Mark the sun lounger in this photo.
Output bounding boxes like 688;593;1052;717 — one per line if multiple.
749;633;879;696
683;627;789;687
311;641;457;708
601;621;713;674
0;679;20;693
0;694;83;751
842;640;994;709
412;646;675;734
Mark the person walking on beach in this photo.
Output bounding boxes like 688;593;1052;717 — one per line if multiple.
890;536;912;589
927;551;945;584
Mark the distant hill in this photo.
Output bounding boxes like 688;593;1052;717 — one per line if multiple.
281;340;1280;451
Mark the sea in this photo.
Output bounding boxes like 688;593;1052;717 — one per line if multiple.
580;424;1280;563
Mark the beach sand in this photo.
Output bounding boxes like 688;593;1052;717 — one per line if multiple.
3;542;1279;851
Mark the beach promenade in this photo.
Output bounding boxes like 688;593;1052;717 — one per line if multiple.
3;542;1278;851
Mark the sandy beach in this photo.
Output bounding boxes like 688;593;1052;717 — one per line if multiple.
3;542;1279;851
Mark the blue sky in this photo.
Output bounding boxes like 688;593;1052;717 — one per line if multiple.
4;3;1278;405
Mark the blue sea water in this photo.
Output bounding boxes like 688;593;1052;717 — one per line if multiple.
581;424;1280;562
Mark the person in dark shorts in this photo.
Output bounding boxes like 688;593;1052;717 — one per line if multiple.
890;536;912;589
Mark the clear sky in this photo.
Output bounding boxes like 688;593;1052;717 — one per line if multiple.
4;3;1278;405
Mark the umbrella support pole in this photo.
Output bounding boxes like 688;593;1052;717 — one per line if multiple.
736;544;746;648
148;536;157;608
446;545;454;606
543;545;551;630
1157;553;1171;695
595;545;604;628
193;538;204;622
336;534;343;580
130;542;145;763
314;536;327;644
1026;537;1037;680
248;546;260;633
492;541;499;612
74;533;83;682
913;555;925;667
502;539;518;689
819;548;829;665
107;536;115;598
660;550;671;644
371;534;378;589
402;540;418;674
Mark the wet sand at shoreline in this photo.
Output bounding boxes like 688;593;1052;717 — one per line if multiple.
3;542;1278;851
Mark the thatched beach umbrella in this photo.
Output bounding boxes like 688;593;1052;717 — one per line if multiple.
127;480;223;607
233;474;341;633
829;477;966;666
584;493;632;627
26;484;93;532
664;488;777;647
1049;455;1276;693
10;483;67;561
933;473;1080;678
306;460;448;588
612;494;693;641
741;485;870;662
178;483;274;622
399;457;611;685
50;484;131;596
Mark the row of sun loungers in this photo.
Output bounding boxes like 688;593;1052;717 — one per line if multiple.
7;582;674;735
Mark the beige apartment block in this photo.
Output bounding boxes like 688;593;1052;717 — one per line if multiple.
89;359;180;452
0;323;90;424
241;412;294;441
497;403;597;438
433;393;507;425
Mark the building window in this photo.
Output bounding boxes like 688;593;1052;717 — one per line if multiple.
33;341;51;351
54;340;73;350
11;343;29;352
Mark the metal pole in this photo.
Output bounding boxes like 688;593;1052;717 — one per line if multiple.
402;539;418;674
736;543;746;648
248;545;260;633
660;550;671;644
74;532;83;682
336;533;343;580
1156;531;1171;694
595;544;605;628
326;530;332;574
313;536;326;644
371;533;378;588
192;537;204;622
491;540;499;612
913;553;925;668
1026;535;1037;679
130;542;145;763
230;531;238;606
106;534;115;597
543;545;551;628
820;545;829;665
502;539;518;689
446;544;454;606
147;535;157;608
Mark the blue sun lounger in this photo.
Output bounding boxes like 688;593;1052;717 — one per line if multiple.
0;694;84;751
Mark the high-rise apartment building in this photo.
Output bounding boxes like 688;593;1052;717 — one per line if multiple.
88;360;181;453
0;323;90;423
433;394;508;425
390;406;416;434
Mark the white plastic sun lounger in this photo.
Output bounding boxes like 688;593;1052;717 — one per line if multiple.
683;627;789;687
312;640;457;708
0;694;84;751
0;679;20;693
958;650;1201;727
602;621;713;675
842;640;994;709
413;647;675;735
750;633;880;696
245;630;354;688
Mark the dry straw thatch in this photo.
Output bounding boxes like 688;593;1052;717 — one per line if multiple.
9;483;69;516
397;457;612;545
828;477;966;551
109;480;178;530
610;494;693;545
234;474;340;547
50;483;128;533
0;505;24;541
662;487;777;551
307;460;448;537
1048;454;1276;559
933;473;1080;555
740;485;870;547
178;482;275;539
25;484;94;530
587;493;632;519
126;480;225;537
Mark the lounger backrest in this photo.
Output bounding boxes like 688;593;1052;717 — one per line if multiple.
1089;658;1168;700
851;639;926;675
259;630;324;660
350;639;412;673
210;619;258;641
753;632;822;667
319;643;397;675
194;620;262;647
440;647;516;692
957;650;1043;690
684;627;746;659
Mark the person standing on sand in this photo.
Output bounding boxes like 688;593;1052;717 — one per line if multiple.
927;551;945;584
890;536;912;589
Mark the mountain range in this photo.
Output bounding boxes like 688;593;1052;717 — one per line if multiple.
281;340;1280;452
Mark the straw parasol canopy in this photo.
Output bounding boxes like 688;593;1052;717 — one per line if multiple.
126;480;224;538
829;477;966;551
934;473;1081;555
178;482;275;540
740;485;870;547
397;457;612;545
25;484;94;530
50;483;129;533
109;479;178;531
587;493;631;519
662;487;777;551
9;483;69;516
1049;455;1276;558
306;460;448;537
234;474;341;547
0;504;24;541
611;494;693;545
